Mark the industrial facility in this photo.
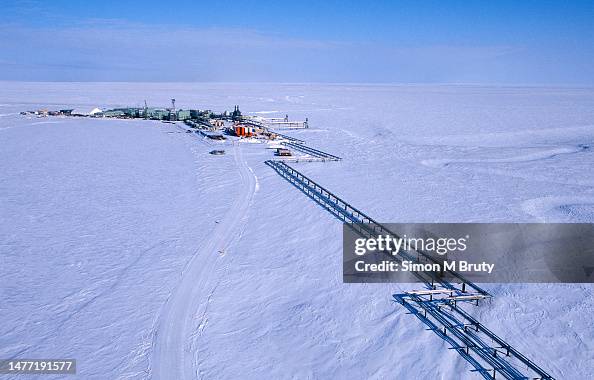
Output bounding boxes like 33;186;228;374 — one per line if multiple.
23;101;321;160
25;101;309;128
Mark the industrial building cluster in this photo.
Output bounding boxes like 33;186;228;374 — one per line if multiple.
22;99;238;121
23;99;311;157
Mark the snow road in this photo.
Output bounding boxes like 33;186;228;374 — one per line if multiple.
151;143;257;379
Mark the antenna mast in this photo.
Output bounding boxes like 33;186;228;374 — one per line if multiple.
170;98;176;121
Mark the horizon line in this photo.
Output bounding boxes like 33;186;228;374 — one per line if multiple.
1;80;593;89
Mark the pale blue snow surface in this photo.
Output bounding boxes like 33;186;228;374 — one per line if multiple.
1;82;593;379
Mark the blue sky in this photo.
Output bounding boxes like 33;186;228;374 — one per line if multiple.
1;0;594;84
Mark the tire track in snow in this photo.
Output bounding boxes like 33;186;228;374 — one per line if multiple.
150;144;257;380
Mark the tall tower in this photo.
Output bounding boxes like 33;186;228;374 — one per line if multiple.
232;105;241;121
170;98;176;121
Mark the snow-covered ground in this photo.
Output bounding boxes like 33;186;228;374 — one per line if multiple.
1;82;593;379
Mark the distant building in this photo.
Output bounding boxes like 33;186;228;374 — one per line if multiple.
123;108;139;118
145;108;169;120
234;125;252;137
211;119;224;127
103;109;126;117
234;123;264;137
176;110;191;121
